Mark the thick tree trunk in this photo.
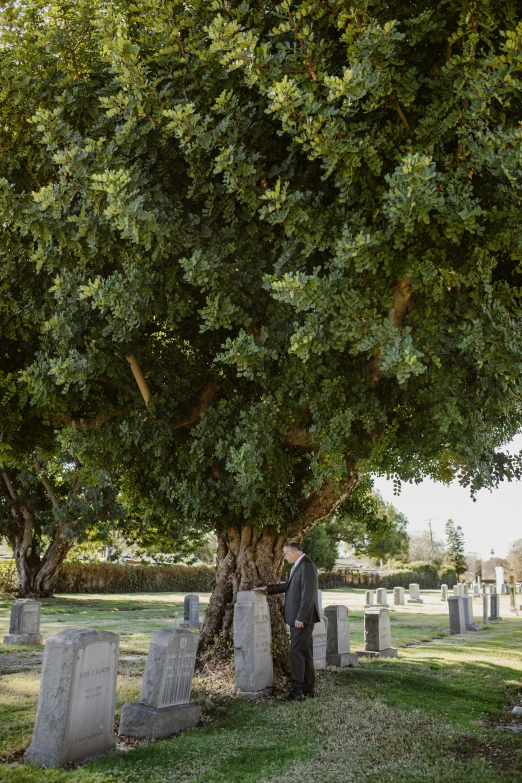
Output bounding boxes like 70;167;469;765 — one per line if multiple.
198;465;360;675
198;524;290;673
8;523;75;598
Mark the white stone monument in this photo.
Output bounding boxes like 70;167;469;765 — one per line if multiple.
233;591;273;697
364;589;375;607
119;629;200;739
440;584;448;601
376;588;389;607
3;599;43;646
26;629;118;767
313;615;328;669
407;583;423;604
394;587;405;606
495;566;504;594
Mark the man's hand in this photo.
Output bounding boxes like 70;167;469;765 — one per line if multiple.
255;586;267;591
295;620;304;628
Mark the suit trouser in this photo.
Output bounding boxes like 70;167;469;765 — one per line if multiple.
289;623;315;696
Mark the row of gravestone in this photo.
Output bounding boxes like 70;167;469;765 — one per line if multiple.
364;583;423;608
233;590;397;698
447;593;503;635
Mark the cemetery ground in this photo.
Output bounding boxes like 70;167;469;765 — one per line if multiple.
0;591;521;782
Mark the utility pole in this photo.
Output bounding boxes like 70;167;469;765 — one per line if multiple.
425;519;435;554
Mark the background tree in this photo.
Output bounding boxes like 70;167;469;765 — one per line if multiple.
3;0;522;663
507;539;522;582
0;455;123;596
302;523;338;571
445;520;467;580
408;530;445;566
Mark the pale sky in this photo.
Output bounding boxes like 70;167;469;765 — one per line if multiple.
373;434;522;560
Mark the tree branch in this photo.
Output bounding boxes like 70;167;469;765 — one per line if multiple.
2;471;18;503
171;383;221;431
33;458;61;509
126;354;151;406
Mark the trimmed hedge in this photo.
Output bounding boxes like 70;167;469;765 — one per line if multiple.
318;562;458;590
0;560;215;594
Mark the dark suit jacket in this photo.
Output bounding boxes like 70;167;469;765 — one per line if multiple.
267;554;320;626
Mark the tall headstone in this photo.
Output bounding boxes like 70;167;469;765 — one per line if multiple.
233;591;273;697
119;629;200;739
501;583;508;595
407;583;423;604
495;566;504;594
462;584;469;597
365;590;375;607
473;583;480;597
481;584;487;596
508;579;518;617
3;599;43;646
448;596;466;635
317;589;324;616
464;595;482;632
181;595;201;629
440;585;448;601
357;607;397;658
489;593;501;621
376;588;389;607
26;629;118;767
312;615;328;669
482;594;489;625
324;605;357;667
394;587;405;606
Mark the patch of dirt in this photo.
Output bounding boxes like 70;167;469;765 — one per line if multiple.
0;651;43;674
452;737;522;772
0;746;27;765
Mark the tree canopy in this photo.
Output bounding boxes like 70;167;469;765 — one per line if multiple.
2;1;522;615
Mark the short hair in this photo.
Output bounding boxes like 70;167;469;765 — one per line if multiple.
283;540;303;552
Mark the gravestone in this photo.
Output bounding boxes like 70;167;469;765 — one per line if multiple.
407;583;423;604
317;589;323;615
364;590;375;607
448;596;466;635
119;629;200;739
26;629;118;767
501;583;508;595
181;595;201;629
357;607;397;658
495;566;504;593
394;587;405;606
3;599;43;646
464;595;482;632
462;584;469;597
440;585;448;601
233;591;273;697
508;581;518;617
324;605;358;667
313;615;328;669
489;593;502;621
482;594;489;625
453;584;461;597
473;583;480;597
481;584;487;595
376;588;389;607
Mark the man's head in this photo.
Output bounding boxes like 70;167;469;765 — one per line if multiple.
283;540;303;564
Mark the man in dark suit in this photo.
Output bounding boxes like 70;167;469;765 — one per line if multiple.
259;540;320;701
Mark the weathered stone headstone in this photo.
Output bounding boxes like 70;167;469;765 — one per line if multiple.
407;583;423;604
473;583;480;597
394;586;405;606
376;588;389;607
448;596;466;635
181;595;201;629
489;593;501;621
357;607;397;658
453;584;462;597
508;580;518;617
119;629;200;739
233;591;273;697
481;584;487;595
312;615;328;669
3;599;43;646
495;566;504;593
317;589;323;615
324;605;358;667
26;629;118;767
501;583;508;595
364;589;375;607
463;595;482;632
462;584;469;597
440;585;448;601
482;594;489;625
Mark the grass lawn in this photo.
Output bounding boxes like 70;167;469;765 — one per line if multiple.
0;590;521;782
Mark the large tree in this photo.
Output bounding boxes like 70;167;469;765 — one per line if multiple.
3;0;522;661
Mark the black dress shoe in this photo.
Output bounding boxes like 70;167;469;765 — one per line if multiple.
286;693;305;701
